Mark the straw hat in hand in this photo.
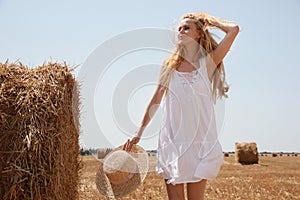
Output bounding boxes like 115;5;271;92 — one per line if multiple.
95;145;149;198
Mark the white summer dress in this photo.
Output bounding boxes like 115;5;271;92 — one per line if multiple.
156;57;224;185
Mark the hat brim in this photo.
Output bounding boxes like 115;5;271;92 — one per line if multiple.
95;145;149;198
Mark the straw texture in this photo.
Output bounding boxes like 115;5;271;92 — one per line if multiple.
0;61;80;200
235;142;259;164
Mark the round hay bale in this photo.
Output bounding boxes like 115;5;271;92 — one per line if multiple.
224;152;229;157
0;61;80;200
235;142;259;164
272;153;278;157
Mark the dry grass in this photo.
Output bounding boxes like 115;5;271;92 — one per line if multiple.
79;154;300;200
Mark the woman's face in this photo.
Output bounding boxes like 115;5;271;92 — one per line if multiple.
177;18;201;45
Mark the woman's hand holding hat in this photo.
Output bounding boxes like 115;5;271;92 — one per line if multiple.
123;136;140;152
123;128;144;152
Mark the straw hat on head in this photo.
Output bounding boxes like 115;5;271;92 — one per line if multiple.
95;144;149;198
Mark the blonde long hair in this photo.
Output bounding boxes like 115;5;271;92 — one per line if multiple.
159;12;229;104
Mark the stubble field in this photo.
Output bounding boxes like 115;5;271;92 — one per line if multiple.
79;154;300;200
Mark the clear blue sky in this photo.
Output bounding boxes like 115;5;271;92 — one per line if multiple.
1;0;299;152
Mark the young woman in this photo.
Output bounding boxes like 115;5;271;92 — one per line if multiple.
123;12;239;200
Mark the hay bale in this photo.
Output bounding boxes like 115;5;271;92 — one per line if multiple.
235;142;259;164
97;148;112;159
224;152;229;157
272;153;278;157
0;61;80;200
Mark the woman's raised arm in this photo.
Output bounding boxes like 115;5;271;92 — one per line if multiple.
208;17;239;65
203;14;239;80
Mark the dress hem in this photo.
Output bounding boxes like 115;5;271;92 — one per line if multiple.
156;169;217;185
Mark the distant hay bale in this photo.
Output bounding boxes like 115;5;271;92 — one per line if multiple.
235;142;259;164
97;148;112;159
224;152;229;157
0;61;80;200
272;153;278;157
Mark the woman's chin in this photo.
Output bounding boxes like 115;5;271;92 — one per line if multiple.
177;38;188;44
177;39;194;46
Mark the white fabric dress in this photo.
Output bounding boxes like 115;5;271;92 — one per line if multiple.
156;57;224;185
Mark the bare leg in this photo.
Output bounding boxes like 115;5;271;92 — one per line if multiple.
187;179;207;200
164;179;185;200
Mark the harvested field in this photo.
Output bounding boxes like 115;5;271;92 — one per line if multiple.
79;154;300;200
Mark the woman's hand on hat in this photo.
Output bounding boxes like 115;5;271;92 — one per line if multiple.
123;136;140;152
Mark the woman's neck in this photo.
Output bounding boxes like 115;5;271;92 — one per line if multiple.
183;43;199;64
